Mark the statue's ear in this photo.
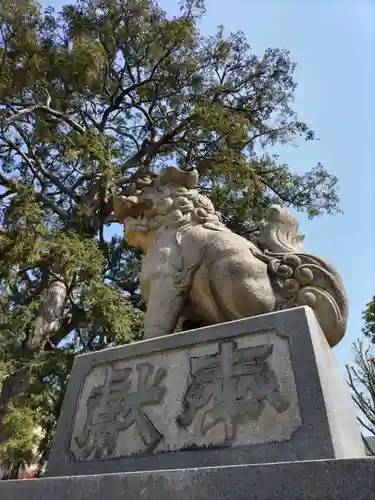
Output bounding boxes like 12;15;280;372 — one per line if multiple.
158;166;198;188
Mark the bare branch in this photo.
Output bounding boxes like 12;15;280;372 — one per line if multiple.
129;100;156;141
0;172;70;220
346;344;375;436
98;42;179;132
7;124;78;200
2;100;85;134
0;189;14;201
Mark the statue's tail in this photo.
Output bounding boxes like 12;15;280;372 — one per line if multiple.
256;205;348;347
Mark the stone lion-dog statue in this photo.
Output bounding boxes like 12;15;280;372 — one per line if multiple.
114;166;348;347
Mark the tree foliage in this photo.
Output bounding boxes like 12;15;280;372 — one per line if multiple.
0;0;340;477
362;296;375;343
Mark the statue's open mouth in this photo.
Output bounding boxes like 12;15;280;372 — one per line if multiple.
124;214;149;233
114;195;154;221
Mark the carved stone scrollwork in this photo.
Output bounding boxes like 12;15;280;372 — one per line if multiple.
257;205;348;347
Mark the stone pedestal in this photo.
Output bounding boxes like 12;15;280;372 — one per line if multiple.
1;307;371;499
1;459;375;500
45;306;363;477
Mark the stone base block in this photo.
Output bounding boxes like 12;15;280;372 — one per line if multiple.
47;307;364;477
1;459;375;500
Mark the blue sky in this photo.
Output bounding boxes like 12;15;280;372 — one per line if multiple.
45;0;373;370
165;0;374;369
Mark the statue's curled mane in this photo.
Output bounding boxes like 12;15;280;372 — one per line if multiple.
152;185;225;231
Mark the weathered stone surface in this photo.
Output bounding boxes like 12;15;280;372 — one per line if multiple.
68;331;300;462
46;307;364;477
113;165;348;347
2;459;375;500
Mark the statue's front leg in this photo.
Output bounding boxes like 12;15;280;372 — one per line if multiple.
143;277;185;339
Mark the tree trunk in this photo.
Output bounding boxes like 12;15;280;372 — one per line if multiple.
26;277;69;351
0;274;69;478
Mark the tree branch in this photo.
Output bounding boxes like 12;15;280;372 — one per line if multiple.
7;124;78;200
2;101;85;135
0;172;70;220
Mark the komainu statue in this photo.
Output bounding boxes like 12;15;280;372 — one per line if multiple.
114;166;348;347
